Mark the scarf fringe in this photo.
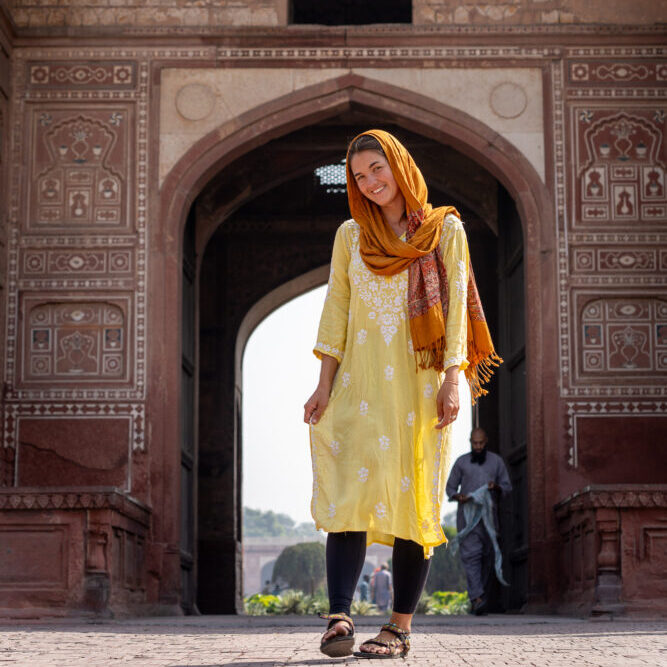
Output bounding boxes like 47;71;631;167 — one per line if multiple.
414;337;447;373
465;351;503;404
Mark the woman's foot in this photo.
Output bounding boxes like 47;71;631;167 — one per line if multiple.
319;613;355;657
355;622;411;658
321;619;352;644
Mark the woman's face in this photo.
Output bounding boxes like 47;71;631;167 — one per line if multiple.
349;149;403;210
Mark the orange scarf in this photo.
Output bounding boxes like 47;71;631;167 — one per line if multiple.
346;129;501;402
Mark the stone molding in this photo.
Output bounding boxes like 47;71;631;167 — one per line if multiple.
555;484;667;515
7;23;667;41
0;486;151;525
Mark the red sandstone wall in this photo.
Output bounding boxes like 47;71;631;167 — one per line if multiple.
414;0;664;25
5;1;666;28
5;0;284;27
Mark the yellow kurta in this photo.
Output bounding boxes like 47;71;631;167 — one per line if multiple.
310;213;470;556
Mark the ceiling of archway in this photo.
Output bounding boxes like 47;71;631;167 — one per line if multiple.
196;115;499;250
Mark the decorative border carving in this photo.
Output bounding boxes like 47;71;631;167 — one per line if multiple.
27;62;137;89
0;487;150;525
555;485;667;513
568;60;667;86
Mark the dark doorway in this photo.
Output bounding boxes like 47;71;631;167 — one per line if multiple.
181;116;528;613
291;0;412;25
475;189;528;611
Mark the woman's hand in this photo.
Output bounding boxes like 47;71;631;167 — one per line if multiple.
435;379;459;430
303;385;331;425
304;354;339;425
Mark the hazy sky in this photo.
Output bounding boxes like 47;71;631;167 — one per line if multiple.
242;284;472;526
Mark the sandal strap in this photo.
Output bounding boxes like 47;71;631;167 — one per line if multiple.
381;622;411;641
360;635;409;655
319;612;354;633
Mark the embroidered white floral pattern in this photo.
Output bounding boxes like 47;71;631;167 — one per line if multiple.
455;259;467;300
315;341;343;360
349;225;407;346
310;217;470;553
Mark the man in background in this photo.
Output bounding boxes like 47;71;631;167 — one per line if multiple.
373;563;393;612
445;427;512;615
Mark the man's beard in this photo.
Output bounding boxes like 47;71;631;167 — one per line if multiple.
471;448;487;465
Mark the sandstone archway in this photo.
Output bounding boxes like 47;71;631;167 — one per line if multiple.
154;73;557;612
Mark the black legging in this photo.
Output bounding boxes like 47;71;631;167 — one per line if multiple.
326;531;431;615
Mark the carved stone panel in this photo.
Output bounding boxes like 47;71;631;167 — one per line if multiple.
575;294;667;381
571;107;666;228
568;60;667;86
18;295;133;387
25;106;135;233
28;62;137;90
19;247;134;282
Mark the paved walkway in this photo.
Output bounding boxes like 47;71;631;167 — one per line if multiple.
0;614;665;666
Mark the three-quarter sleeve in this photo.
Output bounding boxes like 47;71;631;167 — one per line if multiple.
313;223;351;363
440;214;470;372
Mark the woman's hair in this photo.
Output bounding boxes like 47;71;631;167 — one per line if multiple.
347;134;386;159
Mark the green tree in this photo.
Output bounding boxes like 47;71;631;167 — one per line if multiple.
272;542;326;595
425;526;467;593
243;507;321;540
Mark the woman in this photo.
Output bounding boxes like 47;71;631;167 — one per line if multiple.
303;130;499;659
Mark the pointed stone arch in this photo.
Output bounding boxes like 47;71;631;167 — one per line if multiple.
152;72;557;611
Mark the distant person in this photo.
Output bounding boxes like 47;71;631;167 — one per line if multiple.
303;130;500;658
446;427;512;615
359;574;370;602
261;579;271;595
373;564;393;612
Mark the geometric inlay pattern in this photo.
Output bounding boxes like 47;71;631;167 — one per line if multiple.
578;297;667;378
569;60;667;86
28;62;137;89
19;295;132;386
573;108;666;227
26;107;134;232
20;247;133;279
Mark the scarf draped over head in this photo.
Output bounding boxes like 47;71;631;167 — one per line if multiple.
345;129;501;403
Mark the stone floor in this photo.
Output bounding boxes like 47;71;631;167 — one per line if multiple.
0;614;665;666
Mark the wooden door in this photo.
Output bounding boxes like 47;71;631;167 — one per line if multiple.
180;208;197;613
496;189;528;610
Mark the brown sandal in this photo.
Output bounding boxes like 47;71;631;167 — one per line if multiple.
354;622;411;659
319;612;355;657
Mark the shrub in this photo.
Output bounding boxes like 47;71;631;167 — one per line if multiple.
351;599;380;615
243;593;282;615
414;591;470;615
272;542;326;595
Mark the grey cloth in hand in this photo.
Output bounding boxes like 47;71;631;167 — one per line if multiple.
451;485;509;587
